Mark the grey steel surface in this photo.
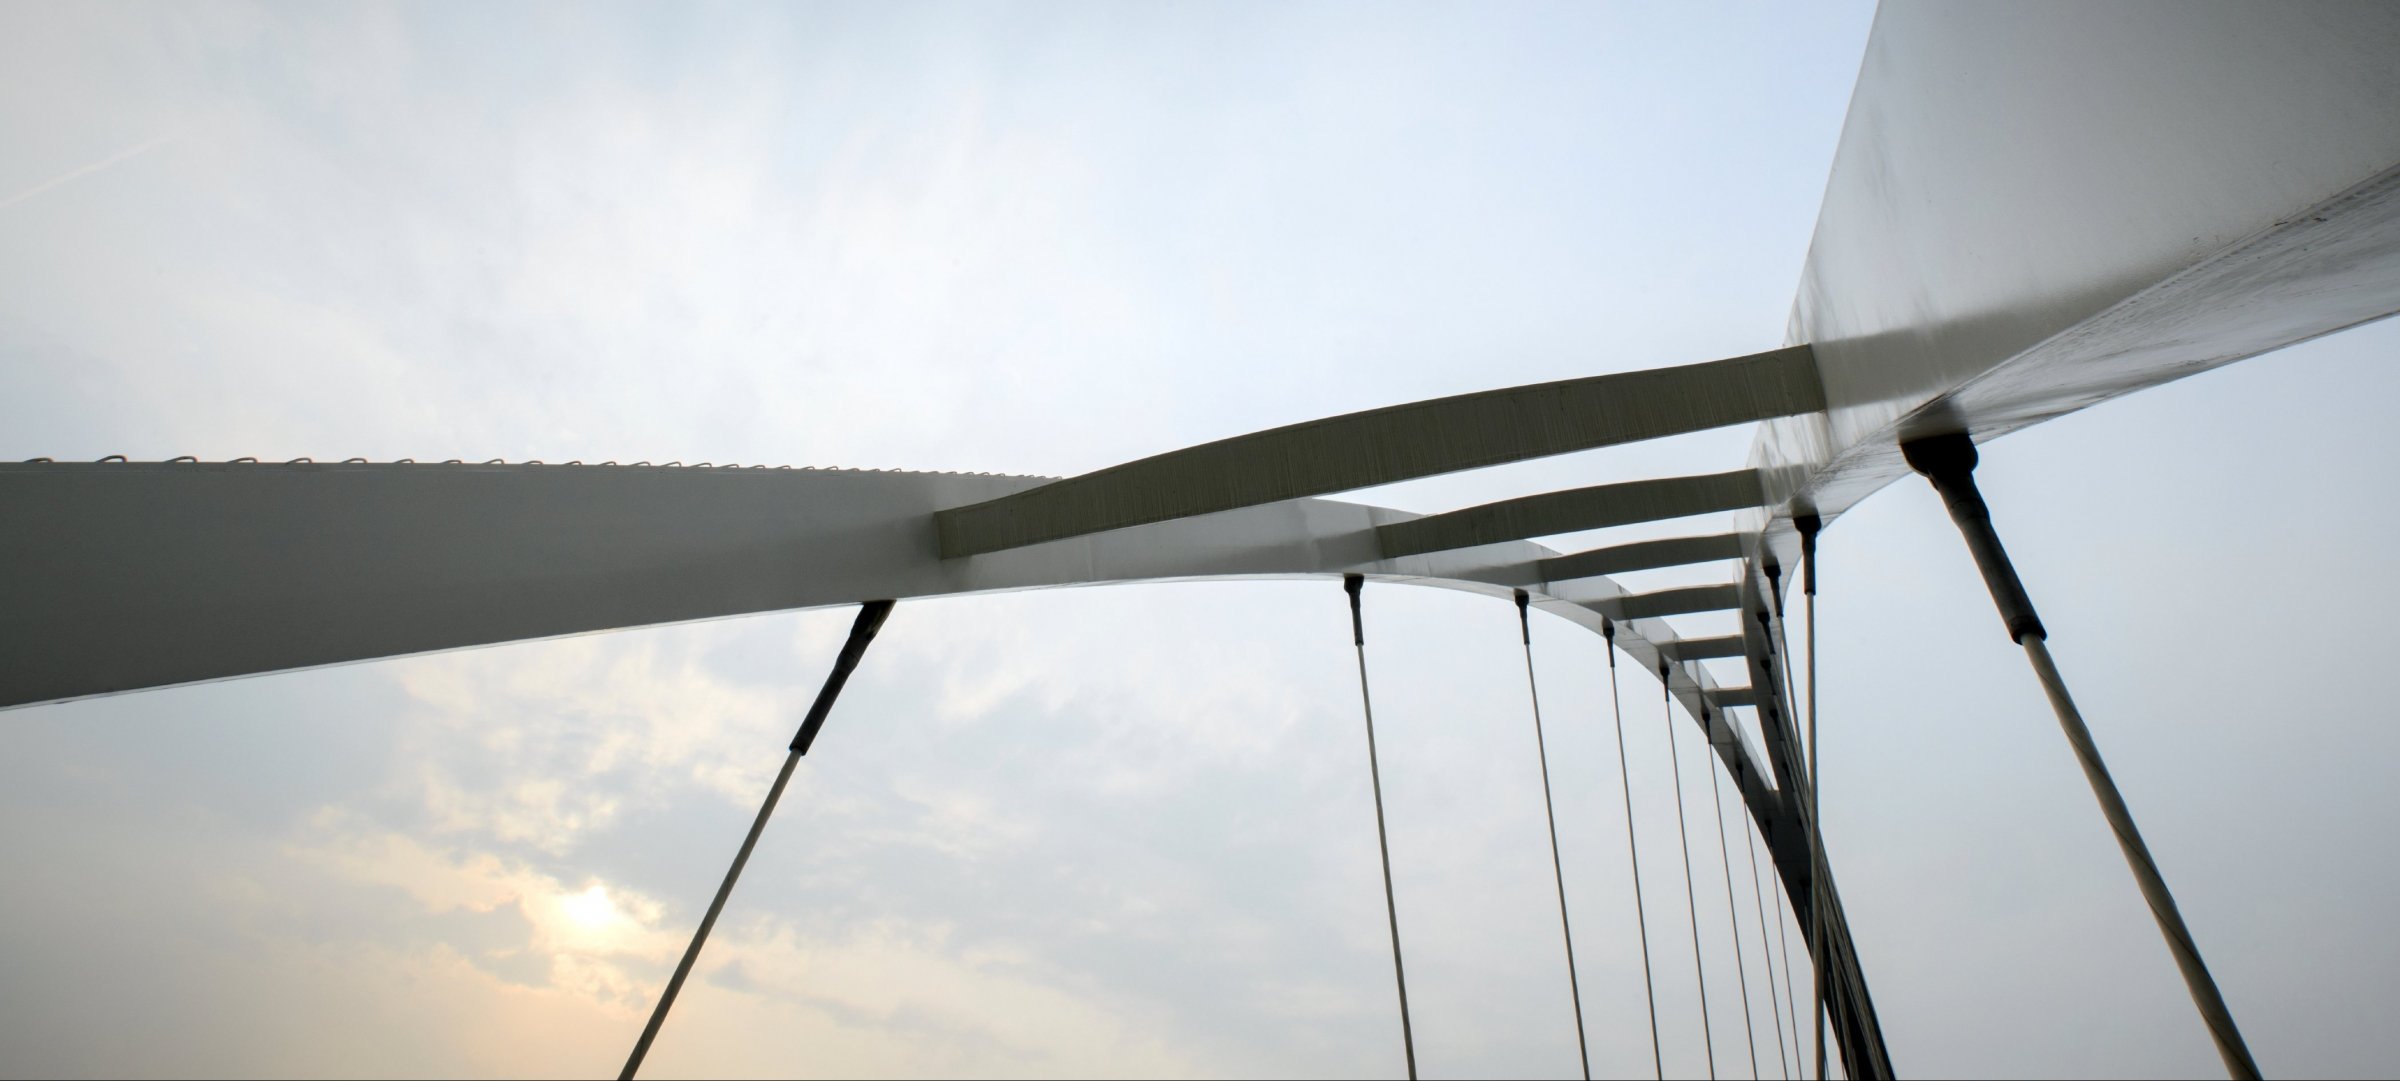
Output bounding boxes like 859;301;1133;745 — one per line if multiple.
1706;687;1759;711
936;345;1821;558
1377;470;1766;560
1606;585;1741;622
1538;532;1750;584
1659;635;1747;663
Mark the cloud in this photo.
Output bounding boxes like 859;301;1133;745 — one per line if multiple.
282;803;1212;1077
689;919;1212;1077
284;587;1434;1074
289;808;679;995
387;625;796;846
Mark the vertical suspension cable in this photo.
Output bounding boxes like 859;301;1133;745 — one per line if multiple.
621;600;895;1081
1702;708;1761;1080
1759;577;1809;1069
1742;781;1793;1081
1771;847;1802;1076
1759;590;1807;1072
1516;591;1592;1080
1603;620;1665;1080
1797;514;1828;1081
1344;575;1418;1080
1661;658;1718;1080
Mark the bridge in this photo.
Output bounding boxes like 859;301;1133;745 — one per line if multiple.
6;4;2398;1077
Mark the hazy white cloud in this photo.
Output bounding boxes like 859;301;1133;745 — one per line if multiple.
290;810;678;996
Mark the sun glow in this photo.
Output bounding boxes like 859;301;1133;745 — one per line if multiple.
560;884;619;930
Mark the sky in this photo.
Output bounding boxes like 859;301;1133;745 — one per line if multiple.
3;2;2397;1078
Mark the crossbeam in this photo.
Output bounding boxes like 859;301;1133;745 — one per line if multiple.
1538;531;1750;583
1605;584;1742;621
1659;635;1748;662
1707;686;1759;710
935;346;1821;558
1379;470;1763;560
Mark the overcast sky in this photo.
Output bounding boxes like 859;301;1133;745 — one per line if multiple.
4;2;2397;1078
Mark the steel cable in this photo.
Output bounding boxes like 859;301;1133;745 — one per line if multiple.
1760;597;1808;1067
1771;853;1801;1076
620;600;895;1081
1703;709;1761;1079
1344;575;1418;1080
1742;780;1794;1080
1799;516;1828;1081
1515;592;1591;1079
1661;659;1718;1079
1604;621;1665;1080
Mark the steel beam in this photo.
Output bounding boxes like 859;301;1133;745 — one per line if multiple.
1707;686;1759;711
936;346;1821;558
1538;532;1750;584
1602;584;1741;622
1659;635;1747;663
1378;470;1764;560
